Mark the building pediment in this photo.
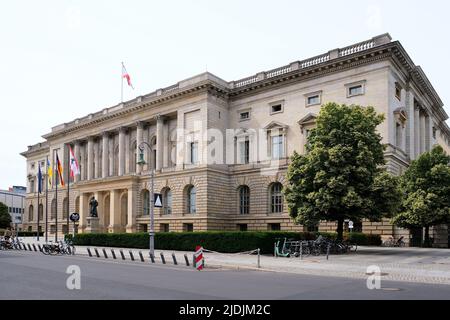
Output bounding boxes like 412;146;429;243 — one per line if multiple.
297;113;317;127
263;121;288;131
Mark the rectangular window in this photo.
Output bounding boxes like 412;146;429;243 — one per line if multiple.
270;104;283;114
348;85;364;97
160;224;170;232
238;224;248;232
268;223;281;231
190;142;198;164
395;84;402;101
271;135;284;159
239;139;250;164
239;111;250;121
183;223;194;232
307;95;320;106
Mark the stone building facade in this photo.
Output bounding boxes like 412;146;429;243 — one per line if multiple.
21;34;450;246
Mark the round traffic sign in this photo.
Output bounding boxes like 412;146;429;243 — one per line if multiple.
70;212;80;222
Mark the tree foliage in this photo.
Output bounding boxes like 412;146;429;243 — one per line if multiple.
0;202;12;229
284;102;401;239
392;145;450;246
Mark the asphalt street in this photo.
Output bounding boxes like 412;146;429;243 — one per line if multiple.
1;250;449;300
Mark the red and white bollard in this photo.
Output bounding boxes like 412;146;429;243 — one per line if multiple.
195;246;204;271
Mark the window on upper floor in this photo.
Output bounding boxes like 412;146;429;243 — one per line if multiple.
271;135;284;160
190;142;198;164
395;83;402;101
269;101;284;115
305;91;322;107
239;138;250;164
346;81;366;98
239;111;250;121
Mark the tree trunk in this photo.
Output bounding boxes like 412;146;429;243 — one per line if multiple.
336;218;344;241
424;226;431;248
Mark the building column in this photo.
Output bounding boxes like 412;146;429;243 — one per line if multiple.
414;106;420;158
156;115;164;171
87;137;94;180
426;115;433;151
406;89;415;160
420;110;426;154
79;193;89;232
109;135;114;176
163;120;169;168
118;128;126;176
102;133;109;178
74;141;81;182
126;187;136;233
136;122;144;174
109;189;121;232
94;138;100;179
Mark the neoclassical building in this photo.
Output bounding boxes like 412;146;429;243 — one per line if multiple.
21;34;450;246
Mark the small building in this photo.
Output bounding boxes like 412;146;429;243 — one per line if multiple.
0;186;26;229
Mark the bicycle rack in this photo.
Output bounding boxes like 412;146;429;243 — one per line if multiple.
139;251;145;262
102;248;108;259
160;252;166;264
119;250;126;260
184;254;190;266
149;253;155;263
172;253;177;265
111;249;117;259
129;251;135;261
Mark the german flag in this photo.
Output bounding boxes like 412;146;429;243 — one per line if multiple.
56;153;65;187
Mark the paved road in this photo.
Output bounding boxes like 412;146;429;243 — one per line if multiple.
1;250;449;300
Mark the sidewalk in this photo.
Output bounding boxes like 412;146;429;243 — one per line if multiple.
20;237;450;285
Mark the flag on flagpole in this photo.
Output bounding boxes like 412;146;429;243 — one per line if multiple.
38;163;43;194
69;146;80;177
47;159;53;188
122;62;134;89
56;153;65;187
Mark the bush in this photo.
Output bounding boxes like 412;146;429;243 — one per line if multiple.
66;232;317;254
316;232;381;246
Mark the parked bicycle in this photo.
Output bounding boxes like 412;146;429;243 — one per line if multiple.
42;240;76;256
383;236;406;247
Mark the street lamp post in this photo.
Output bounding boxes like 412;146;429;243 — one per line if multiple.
137;143;155;256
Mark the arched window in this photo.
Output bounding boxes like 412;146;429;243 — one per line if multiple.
62;198;68;219
163;188;172;215
270;183;284;213
38;204;44;221
28;205;34;222
142;190;150;216
51;199;57;220
187;186;196;214
239;186;250;215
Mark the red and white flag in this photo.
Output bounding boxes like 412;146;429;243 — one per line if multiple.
122;62;134;89
69;146;80;177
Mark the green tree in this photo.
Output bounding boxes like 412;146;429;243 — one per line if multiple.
393;145;450;247
284;102;401;240
0;202;12;229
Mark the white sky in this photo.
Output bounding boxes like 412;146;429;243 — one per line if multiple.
1;0;449;189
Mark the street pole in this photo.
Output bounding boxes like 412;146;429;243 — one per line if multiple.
149;169;155;256
45;156;49;243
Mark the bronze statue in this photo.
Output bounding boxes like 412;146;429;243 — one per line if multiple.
89;197;98;217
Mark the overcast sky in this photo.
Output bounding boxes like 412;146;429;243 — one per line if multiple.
1;0;449;189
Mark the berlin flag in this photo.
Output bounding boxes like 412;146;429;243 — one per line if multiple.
122;62;134;89
69;145;80;177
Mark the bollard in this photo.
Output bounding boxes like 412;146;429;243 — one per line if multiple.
326;244;330;260
172;253;178;265
257;248;261;269
111;249;117;259
120;250;126;260
139;251;145;262
129;251;135;261
102;248;108;259
184;254;190;267
32;244;37;252
87;248;93;257
149;253;155;263
94;248;100;258
160;252;166;264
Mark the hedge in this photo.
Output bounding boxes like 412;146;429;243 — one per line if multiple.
66;231;381;254
18;231;44;237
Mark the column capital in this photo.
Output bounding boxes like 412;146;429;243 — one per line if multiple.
136;121;146;129
154;114;166;122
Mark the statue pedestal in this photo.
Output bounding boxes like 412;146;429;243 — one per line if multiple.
85;217;100;234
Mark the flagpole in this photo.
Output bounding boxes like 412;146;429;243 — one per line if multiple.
67;144;70;236
45;156;49;243
55;150;58;242
121;62;124;103
37;173;40;242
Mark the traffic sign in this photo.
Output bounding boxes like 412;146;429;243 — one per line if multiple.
154;193;163;208
70;212;80;222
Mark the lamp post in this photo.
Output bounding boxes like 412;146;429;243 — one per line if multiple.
137;142;155;256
